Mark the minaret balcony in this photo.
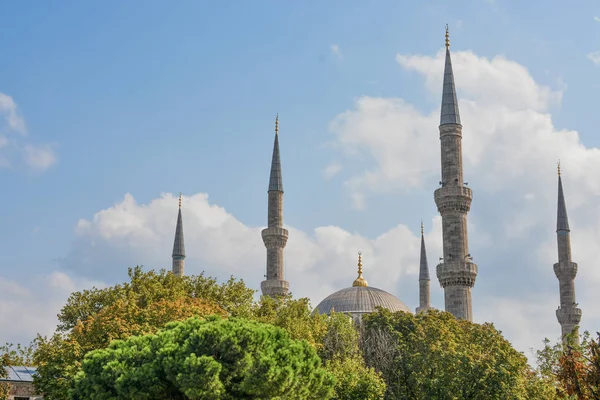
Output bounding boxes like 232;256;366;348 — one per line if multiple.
261;227;289;248
261;279;290;297
434;186;473;213
556;306;582;325
436;261;478;287
553;261;578;280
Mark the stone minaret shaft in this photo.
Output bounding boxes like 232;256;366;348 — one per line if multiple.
416;222;431;313
172;193;186;277
434;27;478;321
261;115;290;297
554;166;581;344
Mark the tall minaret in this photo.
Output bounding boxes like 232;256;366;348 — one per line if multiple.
554;163;582;345
434;26;478;321
172;193;186;277
416;221;431;313
261;115;290;297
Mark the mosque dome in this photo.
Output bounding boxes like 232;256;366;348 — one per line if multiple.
314;253;411;320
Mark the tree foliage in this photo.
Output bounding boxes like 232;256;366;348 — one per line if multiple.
555;333;600;399
71;316;335;400
33;266;249;400
253;294;328;349
361;309;543;400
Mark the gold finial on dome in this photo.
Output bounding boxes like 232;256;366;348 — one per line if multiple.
445;24;450;49
557;160;561;177
353;251;368;287
178;192;182;208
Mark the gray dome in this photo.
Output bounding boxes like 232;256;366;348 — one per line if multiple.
314;286;411;317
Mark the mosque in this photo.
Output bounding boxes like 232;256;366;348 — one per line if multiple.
169;28;582;343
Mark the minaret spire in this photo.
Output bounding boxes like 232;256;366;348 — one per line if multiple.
435;26;477;321
261;114;290;297
172;192;186;277
440;25;461;126
353;252;368;287
553;164;582;345
416;221;431;313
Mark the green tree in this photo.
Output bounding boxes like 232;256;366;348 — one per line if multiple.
1;353;9;400
326;356;386;400
71;316;335;400
361;309;545;400
253;294;328;349
253;295;387;399
33;267;248;400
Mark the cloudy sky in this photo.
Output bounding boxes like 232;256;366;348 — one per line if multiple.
1;1;600;359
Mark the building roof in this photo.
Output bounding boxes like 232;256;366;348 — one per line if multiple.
268;116;283;192
419;224;430;281
0;365;37;382
557;175;570;232
172;205;185;258
440;30;461;126
314;286;411;315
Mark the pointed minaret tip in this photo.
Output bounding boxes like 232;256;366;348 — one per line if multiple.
419;222;430;281
268;115;284;192
440;25;461;126
178;192;182;208
557;162;570;232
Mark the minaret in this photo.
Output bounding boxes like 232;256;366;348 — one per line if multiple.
554;163;582;345
434;26;478;321
261;114;290;297
416;221;431;313
172;193;186;277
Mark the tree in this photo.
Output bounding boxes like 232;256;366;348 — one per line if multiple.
1;353;9;400
33;267;246;400
253;294;328;349
71;316;335;400
361;309;544;400
555;333;600;399
253;295;388;399
325;356;386;400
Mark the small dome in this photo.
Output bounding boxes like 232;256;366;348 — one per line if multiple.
315;286;411;317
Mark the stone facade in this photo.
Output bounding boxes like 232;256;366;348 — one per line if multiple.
6;381;42;399
554;173;581;344
261;117;290;297
435;40;477;321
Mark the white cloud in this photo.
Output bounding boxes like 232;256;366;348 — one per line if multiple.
0;273;105;344
587;51;600;65
331;44;342;59
594;16;600;23
322;162;342;180
0;93;26;134
23;143;57;171
0;92;58;172
65;192;436;307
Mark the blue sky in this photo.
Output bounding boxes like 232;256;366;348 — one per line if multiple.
1;1;600;357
